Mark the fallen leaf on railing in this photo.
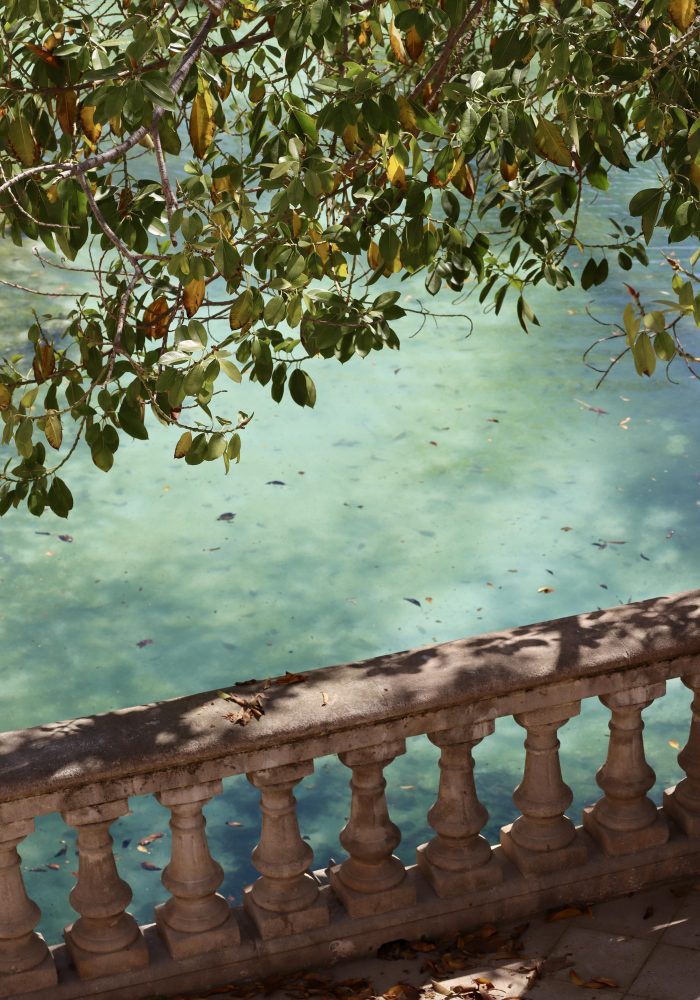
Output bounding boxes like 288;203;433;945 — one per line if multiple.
140;861;161;871
321;690;330;706
547;904;592;921
225;820;243;827
407;939;435;952
473;977;494;989
273;671;307;686
219;690;265;725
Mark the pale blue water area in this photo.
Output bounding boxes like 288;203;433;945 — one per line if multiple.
1;172;699;943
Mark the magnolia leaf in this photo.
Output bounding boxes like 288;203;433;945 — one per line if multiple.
388;18;409;64
632;330;657;376
143;296;171;340
174;431;192;458
189;84;216;158
229;289;254;329
7;116;40;166
0;384;12;410
220;359;242;382
535;119;572;167
669;0;695;31
44;410;62;450
398;96;417;131
56;89;77;137
79;105;102;144
451;160;476;198
183;277;205;318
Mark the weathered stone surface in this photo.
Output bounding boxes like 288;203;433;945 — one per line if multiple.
1;591;699;822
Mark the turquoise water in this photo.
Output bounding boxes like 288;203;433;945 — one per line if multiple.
1;176;699;943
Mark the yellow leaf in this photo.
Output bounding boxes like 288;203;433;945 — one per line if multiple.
570;970;587;986
7;116;40;166
79;105;101;144
342;124;359;152
0;385;12;411
183;277;205;318
189;84;216;159
143;296;171;340
387;153;407;190
42;23;64;52
690;162;700;194
44;410;62;450
368;240;381;269
388;18;409;64
669;0;695;31
669;739;681;749
291;210;303;238
357;18;371;46
56;89;77;137
535;118;572;167
218;67;232;101
405;25;424;61
397;96;417;131
174;431;192;459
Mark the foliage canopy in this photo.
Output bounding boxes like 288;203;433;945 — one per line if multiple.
0;0;699;516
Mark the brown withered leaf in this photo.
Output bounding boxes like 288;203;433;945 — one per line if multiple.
405;25;424;61
79;105;102;144
142;295;171;340
183;277;206;318
138;832;164;846
383;984;420;1000
33;343;55;383
56;88;77;137
547;904;592;921
388;18;409;64
273;670;307;686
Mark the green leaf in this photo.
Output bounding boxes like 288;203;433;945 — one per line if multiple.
632;331;656;377
291;108;318;144
118;401;149;440
289;368;308;406
654;329;676;362
220;359;242;383
48;477;73;517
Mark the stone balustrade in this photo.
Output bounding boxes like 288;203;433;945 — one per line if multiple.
2;590;700;999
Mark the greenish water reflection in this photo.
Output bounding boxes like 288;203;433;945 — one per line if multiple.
1;179;698;942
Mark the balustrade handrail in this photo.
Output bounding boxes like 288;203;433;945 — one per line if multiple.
2;590;700;822
3;589;700;1000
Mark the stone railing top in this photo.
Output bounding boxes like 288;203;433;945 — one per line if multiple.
1;589;700;808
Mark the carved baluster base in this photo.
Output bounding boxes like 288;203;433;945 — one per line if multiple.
0;954;57;1000
416;842;502;896
155;906;239;959
329;860;415;918
63;925;149;980
500;824;588;874
243;878;328;939
582;806;668;856
664;787;700;837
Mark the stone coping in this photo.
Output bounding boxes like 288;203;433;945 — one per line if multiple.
1;589;699;809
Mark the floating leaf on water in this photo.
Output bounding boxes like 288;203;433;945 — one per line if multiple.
140;861;161;871
138;832;163;846
122;839;131;849
58;534;73;543
54;842;67;858
669;739;681;749
46;863;61;871
404;597;421;607
266;480;286;485
225;821;243;827
136;638;153;648
538;586;554;594
561;526;573;532
640;553;650;560
217;512;236;521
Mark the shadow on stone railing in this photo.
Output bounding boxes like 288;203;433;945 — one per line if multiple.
2;590;700;999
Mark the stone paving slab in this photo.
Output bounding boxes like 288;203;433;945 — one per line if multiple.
172;878;700;1000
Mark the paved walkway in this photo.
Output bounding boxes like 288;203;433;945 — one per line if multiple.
176;879;700;1000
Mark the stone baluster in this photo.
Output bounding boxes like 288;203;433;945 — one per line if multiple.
155;780;239;958
244;761;328;938
329;739;415;917
501;701;587;873
417;720;502;896
62;800;148;978
583;683;669;855
664;669;700;835
0;819;57;999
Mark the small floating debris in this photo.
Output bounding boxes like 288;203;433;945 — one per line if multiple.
57;534;73;543
217;512;235;521
136;638;153;648
404;597;421;607
266;480;286;485
537;587;555;594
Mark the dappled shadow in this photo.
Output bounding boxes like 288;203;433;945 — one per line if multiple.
1;590;699;810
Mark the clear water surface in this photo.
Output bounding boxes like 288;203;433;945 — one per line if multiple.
1;172;698;942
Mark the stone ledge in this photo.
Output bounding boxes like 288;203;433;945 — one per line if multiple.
14;816;700;1000
2;590;700;821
